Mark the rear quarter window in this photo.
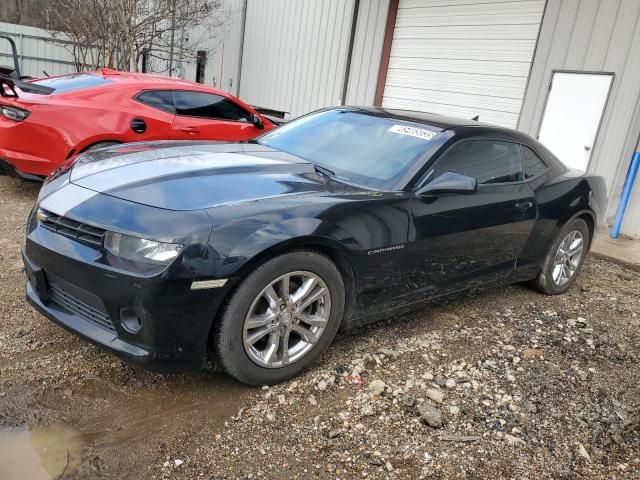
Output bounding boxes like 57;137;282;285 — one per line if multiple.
136;90;176;114
521;145;549;178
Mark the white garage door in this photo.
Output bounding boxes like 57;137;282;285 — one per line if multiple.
382;0;545;128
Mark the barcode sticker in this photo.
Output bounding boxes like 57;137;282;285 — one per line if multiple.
388;124;437;141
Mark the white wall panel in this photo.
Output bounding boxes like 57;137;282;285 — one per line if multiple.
382;0;545;128
239;0;356;119
518;0;640;237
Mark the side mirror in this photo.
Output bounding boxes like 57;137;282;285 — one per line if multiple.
252;113;264;130
416;172;477;197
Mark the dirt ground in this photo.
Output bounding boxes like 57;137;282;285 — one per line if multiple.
0;176;638;480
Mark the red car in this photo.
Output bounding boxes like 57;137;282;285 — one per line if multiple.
0;69;276;179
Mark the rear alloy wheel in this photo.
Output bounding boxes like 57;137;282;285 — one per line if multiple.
551;230;584;287
214;251;344;385
528;218;591;295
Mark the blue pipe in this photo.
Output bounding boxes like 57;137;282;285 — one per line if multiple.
611;150;640;239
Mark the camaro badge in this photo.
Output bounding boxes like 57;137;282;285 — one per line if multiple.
367;244;406;255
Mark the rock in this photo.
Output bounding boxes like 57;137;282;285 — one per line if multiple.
63;388;72;397
523;401;538;413
440;434;481;442
403;396;416;408
328;430;341;439
576;443;591;461
418;403;443;428
317;380;327;391
425;388;444;404
362;404;374;416
435;375;447;387
522;348;544;359
445;378;456;389
449;406;460;415
369;379;386;396
261;385;270;391
308;395;318;406
506;374;516;382
277;394;286;405
504;434;525;446
174;459;184;466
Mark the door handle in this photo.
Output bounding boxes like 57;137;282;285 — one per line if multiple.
179;126;200;134
515;201;533;212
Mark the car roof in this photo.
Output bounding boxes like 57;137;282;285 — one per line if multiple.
341;106;544;145
33;68;233;97
347;106;492;129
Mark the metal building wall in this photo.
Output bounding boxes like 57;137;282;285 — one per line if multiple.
239;0;357;119
518;0;640;237
181;0;246;94
344;0;390;106
0;22;77;78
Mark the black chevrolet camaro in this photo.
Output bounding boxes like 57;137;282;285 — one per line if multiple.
23;107;606;385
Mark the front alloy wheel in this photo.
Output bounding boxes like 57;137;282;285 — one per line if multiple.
243;271;331;368
214;250;345;385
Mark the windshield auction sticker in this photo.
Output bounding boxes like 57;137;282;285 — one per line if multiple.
388;124;437;141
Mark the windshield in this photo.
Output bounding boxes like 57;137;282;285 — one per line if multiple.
33;73;113;94
258;109;441;189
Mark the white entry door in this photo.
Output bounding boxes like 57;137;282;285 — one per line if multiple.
538;72;613;171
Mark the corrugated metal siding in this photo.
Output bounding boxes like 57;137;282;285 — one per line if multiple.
344;0;390;106
0;22;77;78
382;0;545;128
181;0;246;94
239;0;356;119
518;0;640;237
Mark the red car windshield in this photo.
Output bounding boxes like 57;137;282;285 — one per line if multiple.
32;73;113;94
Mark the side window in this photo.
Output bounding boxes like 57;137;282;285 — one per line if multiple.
136;90;175;113
428;140;523;185
521;145;548;179
172;91;251;122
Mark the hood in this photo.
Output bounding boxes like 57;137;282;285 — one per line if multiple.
69;141;333;211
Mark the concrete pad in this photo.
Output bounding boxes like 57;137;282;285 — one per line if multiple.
591;232;640;268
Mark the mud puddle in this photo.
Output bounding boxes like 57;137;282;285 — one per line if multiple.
0;424;82;480
0;371;252;478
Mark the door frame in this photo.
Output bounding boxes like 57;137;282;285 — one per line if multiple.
535;69;615;173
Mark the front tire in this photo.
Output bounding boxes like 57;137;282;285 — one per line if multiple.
214;250;345;385
528;218;591;295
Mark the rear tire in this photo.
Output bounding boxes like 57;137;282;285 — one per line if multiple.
528;218;590;295
214;250;345;385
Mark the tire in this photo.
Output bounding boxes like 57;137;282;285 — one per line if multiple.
214;250;345;385
528;218;591;295
83;141;120;152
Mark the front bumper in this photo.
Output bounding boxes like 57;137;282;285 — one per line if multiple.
23;227;227;373
0;158;46;181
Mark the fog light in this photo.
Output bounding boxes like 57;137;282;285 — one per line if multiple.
120;309;141;333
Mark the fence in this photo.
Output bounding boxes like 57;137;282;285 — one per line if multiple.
0;22;78;79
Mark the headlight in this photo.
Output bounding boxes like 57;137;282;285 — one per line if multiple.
104;232;183;265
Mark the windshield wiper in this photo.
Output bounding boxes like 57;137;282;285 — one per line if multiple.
313;164;336;178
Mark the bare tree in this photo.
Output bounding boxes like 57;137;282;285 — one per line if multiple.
44;0;224;74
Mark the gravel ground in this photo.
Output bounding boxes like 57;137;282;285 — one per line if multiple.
0;176;639;480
